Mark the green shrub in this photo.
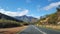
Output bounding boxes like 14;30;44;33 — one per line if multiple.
0;19;22;28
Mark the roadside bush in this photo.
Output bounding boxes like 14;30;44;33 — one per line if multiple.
0;19;22;28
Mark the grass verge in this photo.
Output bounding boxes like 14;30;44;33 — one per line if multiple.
0;26;27;34
38;25;60;32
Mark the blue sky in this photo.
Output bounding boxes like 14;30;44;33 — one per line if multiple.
0;0;60;18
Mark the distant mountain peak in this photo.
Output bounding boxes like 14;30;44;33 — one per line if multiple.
15;15;38;23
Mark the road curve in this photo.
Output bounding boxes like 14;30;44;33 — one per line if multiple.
18;25;60;34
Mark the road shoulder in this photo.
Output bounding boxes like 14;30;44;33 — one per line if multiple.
0;26;28;34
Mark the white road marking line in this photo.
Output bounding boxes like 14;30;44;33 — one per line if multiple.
32;25;47;34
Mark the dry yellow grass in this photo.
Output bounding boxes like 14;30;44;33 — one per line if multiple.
46;25;60;30
39;25;60;30
0;26;28;34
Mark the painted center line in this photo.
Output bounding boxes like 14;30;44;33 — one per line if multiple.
32;25;47;34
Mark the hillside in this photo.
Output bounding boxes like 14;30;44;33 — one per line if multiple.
37;6;60;25
0;13;23;22
0;13;24;28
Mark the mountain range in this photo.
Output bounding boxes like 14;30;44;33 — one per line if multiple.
0;13;38;23
15;15;38;23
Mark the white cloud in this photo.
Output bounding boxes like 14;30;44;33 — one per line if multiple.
34;16;40;18
26;0;32;3
48;0;52;2
43;2;60;10
0;9;29;16
36;5;41;11
27;14;40;18
27;14;34;16
17;8;22;11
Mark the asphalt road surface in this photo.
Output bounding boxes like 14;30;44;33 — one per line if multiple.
19;25;60;34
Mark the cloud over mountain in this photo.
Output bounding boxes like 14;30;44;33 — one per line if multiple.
0;9;29;16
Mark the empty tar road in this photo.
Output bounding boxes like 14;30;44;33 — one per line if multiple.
19;25;60;34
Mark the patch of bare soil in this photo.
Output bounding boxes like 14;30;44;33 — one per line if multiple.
0;26;28;34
